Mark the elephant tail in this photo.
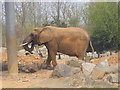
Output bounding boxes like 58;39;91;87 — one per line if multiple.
89;40;94;55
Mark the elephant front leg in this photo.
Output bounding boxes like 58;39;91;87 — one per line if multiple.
46;52;52;67
45;42;57;69
40;57;53;70
48;50;57;68
45;50;57;69
40;52;53;70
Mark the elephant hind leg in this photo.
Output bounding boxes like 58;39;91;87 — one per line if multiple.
77;45;88;60
46;56;52;66
77;52;85;60
78;56;84;60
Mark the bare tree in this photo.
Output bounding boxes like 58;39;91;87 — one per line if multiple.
2;2;87;47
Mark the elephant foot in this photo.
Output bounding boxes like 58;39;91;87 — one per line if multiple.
39;63;53;70
46;65;54;70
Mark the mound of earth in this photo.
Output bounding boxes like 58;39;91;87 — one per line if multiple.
91;53;119;66
1;49;67;72
1;49;44;72
18;54;43;65
1;50;43;63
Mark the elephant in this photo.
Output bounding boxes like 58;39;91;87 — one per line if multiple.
21;26;94;68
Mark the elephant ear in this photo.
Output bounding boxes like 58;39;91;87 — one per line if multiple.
33;27;51;33
38;27;53;44
33;27;43;33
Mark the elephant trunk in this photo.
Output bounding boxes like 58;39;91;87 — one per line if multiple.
22;36;34;54
23;43;34;54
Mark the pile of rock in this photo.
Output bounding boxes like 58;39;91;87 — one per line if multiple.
51;59;119;87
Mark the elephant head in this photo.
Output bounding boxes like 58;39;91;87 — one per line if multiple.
21;27;53;53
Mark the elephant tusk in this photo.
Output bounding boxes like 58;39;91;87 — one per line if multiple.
20;42;28;46
28;43;32;48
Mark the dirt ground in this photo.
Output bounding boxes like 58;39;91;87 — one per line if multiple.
1;50;68;88
0;50;119;88
1;59;68;88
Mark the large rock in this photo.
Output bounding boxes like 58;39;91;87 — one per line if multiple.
91;66;106;80
19;64;38;73
82;63;96;76
64;72;85;87
83;77;112;88
106;74;119;83
91;64;118;80
105;66;118;74
66;59;85;68
83;77;95;86
51;64;80;78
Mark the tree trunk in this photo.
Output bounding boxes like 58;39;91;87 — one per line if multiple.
98;52;100;58
110;51;112;55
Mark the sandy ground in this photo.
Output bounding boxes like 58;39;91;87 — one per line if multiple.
1;59;68;88
2;70;52;88
0;50;119;88
1;51;68;88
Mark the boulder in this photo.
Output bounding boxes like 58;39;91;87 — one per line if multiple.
18;64;38;73
106;74;119;83
51;64;80;78
83;77;95;86
66;59;85;68
82;63;96;76
83;77;112;88
64;72;85;87
91;66;106;80
105;66;118;74
91;65;118;80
